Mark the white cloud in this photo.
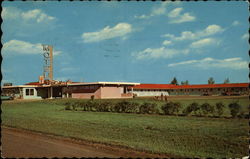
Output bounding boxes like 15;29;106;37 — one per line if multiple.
168;7;196;24
2;7;20;19
82;23;133;43
3;7;55;23
190;38;219;48
135;2;170;19
232;20;240;26
150;2;169;16
133;47;189;60
241;33;249;40
168;8;183;18
162;40;172;46
134;14;150;19
162;24;224;41
2;40;61;56
168;57;248;70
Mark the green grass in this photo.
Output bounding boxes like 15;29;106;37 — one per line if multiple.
1;98;249;158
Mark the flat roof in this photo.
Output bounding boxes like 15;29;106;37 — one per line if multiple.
2;85;51;88
68;82;140;86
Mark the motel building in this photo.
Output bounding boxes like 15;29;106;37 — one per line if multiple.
130;83;249;97
1;81;140;99
1;81;249;100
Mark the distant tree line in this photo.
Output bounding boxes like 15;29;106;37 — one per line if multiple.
170;77;230;85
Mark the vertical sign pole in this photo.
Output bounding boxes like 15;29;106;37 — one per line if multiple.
49;45;53;82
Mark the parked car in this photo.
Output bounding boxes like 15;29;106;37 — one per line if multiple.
1;95;14;100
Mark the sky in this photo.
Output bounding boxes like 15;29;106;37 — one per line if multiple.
1;1;249;85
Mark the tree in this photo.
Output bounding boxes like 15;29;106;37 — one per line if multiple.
181;80;189;85
170;77;178;85
208;77;215;84
224;78;230;84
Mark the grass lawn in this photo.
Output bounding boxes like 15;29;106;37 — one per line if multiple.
1;98;249;158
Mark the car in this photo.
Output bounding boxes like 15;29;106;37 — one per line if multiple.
1;95;14;100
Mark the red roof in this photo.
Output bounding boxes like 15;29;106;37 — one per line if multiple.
132;83;249;90
25;82;41;85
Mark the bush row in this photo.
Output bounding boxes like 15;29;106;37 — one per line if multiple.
64;100;247;118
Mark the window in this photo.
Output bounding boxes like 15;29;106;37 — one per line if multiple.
25;88;35;96
26;89;29;96
30;89;34;95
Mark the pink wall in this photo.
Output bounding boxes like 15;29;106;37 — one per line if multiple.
72;87;102;99
100;86;122;99
71;85;132;99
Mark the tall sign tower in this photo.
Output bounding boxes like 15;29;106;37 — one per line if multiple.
42;44;53;82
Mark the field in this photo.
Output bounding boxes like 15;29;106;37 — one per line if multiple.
1;96;249;158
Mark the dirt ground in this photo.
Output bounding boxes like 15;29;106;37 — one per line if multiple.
1;126;169;158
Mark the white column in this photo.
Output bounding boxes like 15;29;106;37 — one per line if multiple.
50;87;53;99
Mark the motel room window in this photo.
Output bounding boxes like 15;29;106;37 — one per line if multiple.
30;89;34;95
25;89;35;96
26;89;29;96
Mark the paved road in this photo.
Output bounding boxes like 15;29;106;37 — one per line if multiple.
1;128;122;158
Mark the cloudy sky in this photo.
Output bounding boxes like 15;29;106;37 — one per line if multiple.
2;1;249;85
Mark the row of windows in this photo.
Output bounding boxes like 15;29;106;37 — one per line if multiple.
26;89;34;96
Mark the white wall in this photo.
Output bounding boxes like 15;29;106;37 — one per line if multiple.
133;90;169;97
22;88;42;99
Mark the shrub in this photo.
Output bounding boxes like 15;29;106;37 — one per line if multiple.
85;100;96;111
161;102;181;115
78;102;88;111
200;103;214;116
215;102;225;117
126;102;140;113
95;101;111;112
113;101;125;113
72;101;82;111
183;102;200;116
65;105;72;110
113;101;137;113
139;102;157;114
228;102;241;118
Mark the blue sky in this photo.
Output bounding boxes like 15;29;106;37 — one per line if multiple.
2;1;249;85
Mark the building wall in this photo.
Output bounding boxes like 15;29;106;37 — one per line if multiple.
100;86;122;99
72;87;102;99
36;88;49;99
22;88;42;99
133;90;169;97
134;87;249;96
